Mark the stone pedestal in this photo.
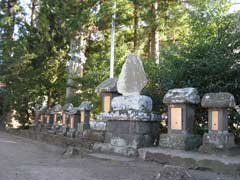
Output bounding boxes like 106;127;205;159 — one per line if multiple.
159;88;201;150
94;96;161;156
200;93;236;152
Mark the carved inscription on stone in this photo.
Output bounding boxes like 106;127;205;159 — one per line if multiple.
62;113;66;125
70;115;74;129
81;111;85;122
54;114;57;123
46;115;50;124
212;111;219;131
171;108;182;130
104;94;111;112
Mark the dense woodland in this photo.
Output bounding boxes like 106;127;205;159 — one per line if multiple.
0;0;240;137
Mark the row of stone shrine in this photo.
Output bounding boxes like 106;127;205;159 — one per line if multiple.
35;54;237;157
35;101;93;138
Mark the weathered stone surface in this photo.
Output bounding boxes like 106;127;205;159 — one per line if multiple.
93;142;138;156
200;132;235;151
90;120;106;131
52;104;62;112
39;105;48;113
139;147;240;175
62;103;74;112
78;101;93;111
159;134;202;151
154;165;193;180
117;54;148;96
106;120;160;135
97;110;161;121
201;92;235;108
163;88;200;104
95;78;118;94
111;95;152;112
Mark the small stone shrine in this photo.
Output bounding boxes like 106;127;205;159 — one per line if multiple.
66;106;81;138
159;88;202;150
45;108;54;129
78;101;93;131
94;54;161;156
200;92;236;152
60;103;74;135
49;104;62;133
38;106;48;126
96;78;119;113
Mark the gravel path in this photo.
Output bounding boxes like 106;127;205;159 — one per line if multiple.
0;131;239;180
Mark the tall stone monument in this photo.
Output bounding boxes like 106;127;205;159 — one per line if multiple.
94;54;161;156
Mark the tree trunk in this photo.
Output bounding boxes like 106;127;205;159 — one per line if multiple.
30;0;37;27
150;2;160;64
133;2;139;53
2;0;18;59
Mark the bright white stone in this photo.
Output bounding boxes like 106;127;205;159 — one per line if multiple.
117;54;148;96
111;95;152;112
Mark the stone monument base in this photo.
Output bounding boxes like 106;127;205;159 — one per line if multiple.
159;133;202;150
93;119;160;156
66;128;77;138
199;132;235;153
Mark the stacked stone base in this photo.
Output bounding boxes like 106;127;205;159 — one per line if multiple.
94;120;160;156
159;134;202;151
199;132;235;153
66;128;77;138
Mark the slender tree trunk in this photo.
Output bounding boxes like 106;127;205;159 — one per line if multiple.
150;2;160;63
30;0;37;27
133;2;139;53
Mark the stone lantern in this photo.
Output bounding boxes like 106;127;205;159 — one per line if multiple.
200;92;236;151
95;78;119;113
78;101;93;130
159;88;202;150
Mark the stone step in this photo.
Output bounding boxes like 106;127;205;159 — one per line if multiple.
88;153;134;162
138;147;240;175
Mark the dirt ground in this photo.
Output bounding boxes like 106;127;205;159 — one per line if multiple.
0;131;239;180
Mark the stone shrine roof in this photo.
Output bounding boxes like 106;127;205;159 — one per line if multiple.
95;78;118;94
163;88;200;104
62;103;74;112
201;92;235;108
78;101;93;111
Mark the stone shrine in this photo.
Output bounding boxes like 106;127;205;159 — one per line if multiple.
94;54;161;156
66;107;81;138
78;101;93;131
159;88;202;150
200;92;236;152
96;78;119;113
60;103;74;135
